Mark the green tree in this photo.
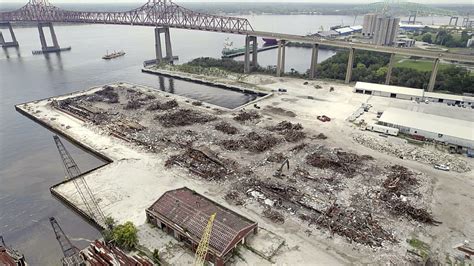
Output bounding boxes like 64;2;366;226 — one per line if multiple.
112;221;138;250
421;33;432;44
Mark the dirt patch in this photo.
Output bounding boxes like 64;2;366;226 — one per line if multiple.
264;106;297;117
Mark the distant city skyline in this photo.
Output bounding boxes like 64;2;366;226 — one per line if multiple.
1;0;473;4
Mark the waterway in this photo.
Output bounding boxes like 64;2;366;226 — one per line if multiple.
0;11;454;264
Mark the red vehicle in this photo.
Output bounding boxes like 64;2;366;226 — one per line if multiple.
317;115;331;122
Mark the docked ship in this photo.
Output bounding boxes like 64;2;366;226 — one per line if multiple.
102;50;126;60
0;236;27;266
222;38;253;56
262;38;278;46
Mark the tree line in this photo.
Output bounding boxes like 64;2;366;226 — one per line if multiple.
183;52;473;94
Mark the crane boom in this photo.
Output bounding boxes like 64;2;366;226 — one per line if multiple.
50;217;85;266
194;213;216;266
53;135;106;227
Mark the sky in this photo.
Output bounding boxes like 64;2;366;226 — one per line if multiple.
1;0;473;3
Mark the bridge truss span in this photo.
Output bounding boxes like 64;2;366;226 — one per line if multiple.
0;0;254;33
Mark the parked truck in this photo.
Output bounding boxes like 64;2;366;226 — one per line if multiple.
365;123;399;136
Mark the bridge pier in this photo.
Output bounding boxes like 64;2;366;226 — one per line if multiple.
385;53;395;85
345;48;355;84
244;35;257;73
276;40;286;77
427;58;440;92
155;27;175;63
0;22;19;48
309;44;319;79
34;22;70;54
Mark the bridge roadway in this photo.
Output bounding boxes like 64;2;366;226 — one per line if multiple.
246;30;474;64
2;0;474;92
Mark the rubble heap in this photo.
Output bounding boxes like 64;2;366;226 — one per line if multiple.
306;150;373;177
214;122;239;135
267;121;306;142
146;99;178;111
155;109;216;127
353;133;470;173
233;110;261;122
380;165;438;224
165;148;236;181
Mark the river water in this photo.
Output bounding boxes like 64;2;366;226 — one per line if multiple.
0;10;452;264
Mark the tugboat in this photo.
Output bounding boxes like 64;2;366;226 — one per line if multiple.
102;50;126;60
0;236;27;266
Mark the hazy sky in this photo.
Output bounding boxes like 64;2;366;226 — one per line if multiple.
1;0;473;3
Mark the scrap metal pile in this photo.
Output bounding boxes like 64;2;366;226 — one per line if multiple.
165;148;238;181
380;166;439;224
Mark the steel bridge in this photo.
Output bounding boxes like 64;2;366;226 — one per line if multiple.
1;0;474;92
0;0;253;33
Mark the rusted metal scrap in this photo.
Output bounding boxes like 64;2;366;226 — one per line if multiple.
165;148;234;181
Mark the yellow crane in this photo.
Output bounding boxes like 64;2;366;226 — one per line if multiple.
194;213;216;266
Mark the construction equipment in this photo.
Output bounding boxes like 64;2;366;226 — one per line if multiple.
274;158;290;178
53;135;106;227
194;213;216;266
49;217;85;266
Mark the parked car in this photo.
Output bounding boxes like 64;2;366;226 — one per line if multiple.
317;115;331;122
434;164;450;171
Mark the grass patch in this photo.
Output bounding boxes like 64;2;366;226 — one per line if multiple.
407;238;430;261
395;59;450;72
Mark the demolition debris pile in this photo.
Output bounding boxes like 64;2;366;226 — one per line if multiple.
155;109;216;127
49;84;439;254
380;166;438;224
353;133;470;173
146;99;178;111
306;150;373;177
166;148;237;181
233;110;261;122
214;121;239;135
267;121;306;142
220;132;280;153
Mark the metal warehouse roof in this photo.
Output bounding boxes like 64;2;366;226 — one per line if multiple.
379;108;474;141
355;82;474;103
355;82;424;97
147;187;257;257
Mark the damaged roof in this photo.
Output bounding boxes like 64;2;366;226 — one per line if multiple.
147;187;257;257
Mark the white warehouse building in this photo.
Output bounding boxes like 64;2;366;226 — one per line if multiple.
354;82;474;106
378;108;474;149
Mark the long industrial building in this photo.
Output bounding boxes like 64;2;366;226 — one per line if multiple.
146;187;258;266
353;82;474;106
378;108;474;149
